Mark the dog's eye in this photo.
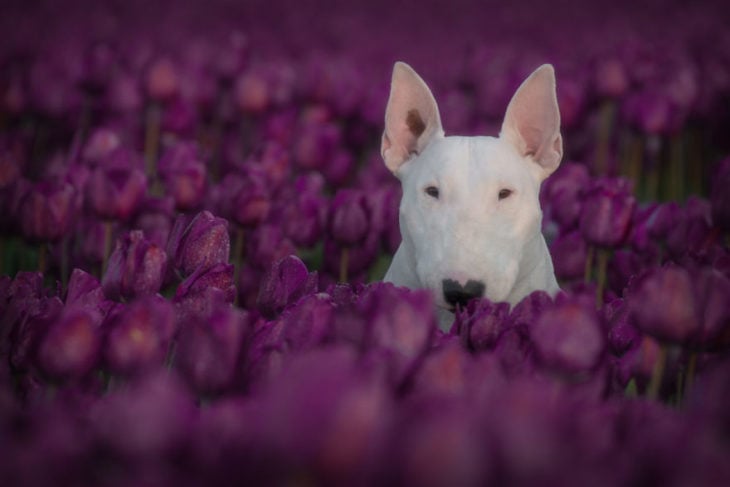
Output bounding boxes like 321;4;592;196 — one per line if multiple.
498;189;513;200
425;186;440;199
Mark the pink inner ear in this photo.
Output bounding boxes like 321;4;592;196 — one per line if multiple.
501;65;562;174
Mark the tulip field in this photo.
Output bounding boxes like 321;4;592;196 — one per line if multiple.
2;0;730;485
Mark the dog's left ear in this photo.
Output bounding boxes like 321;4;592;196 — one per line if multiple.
500;64;562;179
382;62;444;174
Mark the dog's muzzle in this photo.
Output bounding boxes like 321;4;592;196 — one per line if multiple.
442;279;485;309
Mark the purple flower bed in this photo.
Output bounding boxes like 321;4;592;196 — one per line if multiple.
2;0;730;485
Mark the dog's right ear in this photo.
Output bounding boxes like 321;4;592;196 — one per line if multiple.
381;62;444;174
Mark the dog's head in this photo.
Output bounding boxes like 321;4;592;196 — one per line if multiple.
382;62;562;310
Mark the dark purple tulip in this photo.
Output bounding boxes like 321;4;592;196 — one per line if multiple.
279;293;335;352
627;266;699;343
665;197;715;260
358;283;435;383
19;180;76;243
556;74;587;129
246;224;297;271
323;149;354;187
102;230;167;301
65;268;112;322
81;128;122;165
541;162;590;230
400;408;486;487
132;196;175;249
625;90;680;135
411;340;474;398
106;71;143;114
37;307;100;381
256;255;319;319
594;57;629;98
105;296;175;376
161;97;198;138
604;299;641;356
710;156;730;233
9;295;63;373
294;120;341;170
167;210;230;277
509;290;553;335
145;57;179;102
328;189;370;246
86;165;147;221
174;263;236;319
248;141;292;188
531;298;605;374
688;266;730;350
550;230;588;281
579;177;636;247
233;69;270;114
176;306;250;395
218;170;271;228
281;192;325;248
158;142;207;210
453;298;511;351
91;370;195;458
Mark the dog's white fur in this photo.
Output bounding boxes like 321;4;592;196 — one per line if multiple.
382;62;562;324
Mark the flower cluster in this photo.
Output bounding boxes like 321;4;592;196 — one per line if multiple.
2;0;730;485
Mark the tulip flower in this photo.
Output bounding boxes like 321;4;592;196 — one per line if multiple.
167;210;230;278
102;230;167;301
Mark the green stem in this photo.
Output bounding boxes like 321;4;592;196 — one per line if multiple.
339;247;350;283
102;221;113;277
594;99;617;176
584;245;595;283
38;243;47;273
144;103;161;185
595;248;610;308
647;344;668;400
668;133;684;201
685;352;698;399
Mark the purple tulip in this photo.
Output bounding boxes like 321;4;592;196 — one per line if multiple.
105;296;175;376
86;165;147;221
541;162;590;230
81;128;122;166
246;224;297;271
217;170;271;228
294;120;341;171
604;299;641;356
665;197;715;260
175;306;250;395
158;142;207;211
145;57;179;102
256;255;318;319
279;293;335;352
9;294;64;373
531;297;605;375
594;57;629;98
37;307;100;381
102;230;167;301
18;180;76;243
579;177;636;247
550;230;589;281
174;263;236;319
233;69;270;114
132;196;175;249
65;268;113;322
91;370;195;458
161;97;198;138
627;266;699;344
167;211;230;278
453;298;511;351
328;189;370;246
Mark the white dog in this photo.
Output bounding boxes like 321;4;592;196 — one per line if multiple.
381;62;562;326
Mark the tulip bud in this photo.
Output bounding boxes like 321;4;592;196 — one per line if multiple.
579;178;636;247
37;307;100;381
19;180;76;243
158;142;207;210
167;211;230;278
328;189;370;246
87;166;147;221
102;230;167;301
256;255;318;319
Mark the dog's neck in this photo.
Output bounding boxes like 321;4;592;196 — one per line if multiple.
384;229;559;309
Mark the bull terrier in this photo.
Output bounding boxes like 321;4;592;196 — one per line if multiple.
381;62;562;328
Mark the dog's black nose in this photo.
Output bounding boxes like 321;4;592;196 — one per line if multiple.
442;279;485;308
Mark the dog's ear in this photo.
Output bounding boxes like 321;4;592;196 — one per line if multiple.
382;62;444;174
500;64;562;178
